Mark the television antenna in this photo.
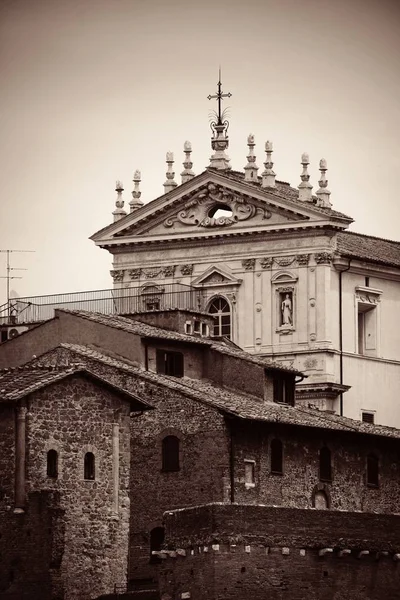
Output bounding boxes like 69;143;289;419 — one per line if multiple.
0;249;35;319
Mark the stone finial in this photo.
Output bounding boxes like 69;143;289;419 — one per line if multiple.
261;140;276;188
244;134;259;182
209;122;231;170
112;180;127;222
129;170;144;212
164;152;178;193
316;158;332;208
181;141;195;184
298;152;313;202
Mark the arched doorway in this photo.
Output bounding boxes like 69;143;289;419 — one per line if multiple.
149;527;165;563
207;296;231;339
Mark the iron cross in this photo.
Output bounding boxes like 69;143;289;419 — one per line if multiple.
207;68;232;125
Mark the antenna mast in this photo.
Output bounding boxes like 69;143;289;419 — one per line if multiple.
0;249;35;320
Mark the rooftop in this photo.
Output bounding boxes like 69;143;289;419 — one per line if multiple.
337;231;400;268
0;363;151;409
54;343;400;441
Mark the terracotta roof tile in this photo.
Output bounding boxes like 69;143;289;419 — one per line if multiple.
337;231;400;268
59;344;400;441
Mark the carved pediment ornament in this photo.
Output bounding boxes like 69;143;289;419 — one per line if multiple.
129;268;142;280
164;184;271;228
180;264;194;276
141;266;176;279
110;269;124;282
296;254;310;266
203;272;228;284
242;258;256;271
315;252;333;265
273;256;296;267
260;257;273;269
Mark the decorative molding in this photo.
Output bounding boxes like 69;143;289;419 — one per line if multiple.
314;252;333;265
202;272;229;284
355;286;382;305
129;268;142;280
163;183;271;229
110;269;124;282
274;256;297;267
181;264;194;276
143;268;163;279
260;257;273;269
296;253;310;266
242;258;256;271
163;265;176;277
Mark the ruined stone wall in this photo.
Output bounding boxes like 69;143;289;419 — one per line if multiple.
0;491;63;600
159;504;400;600
26;376;132;600
231;421;400;513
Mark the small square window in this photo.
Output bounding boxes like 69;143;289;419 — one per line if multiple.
362;412;374;424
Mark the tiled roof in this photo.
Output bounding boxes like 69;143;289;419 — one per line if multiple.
58;310;300;374
58;309;212;345
59;344;400;441
0;363;151;408
337;231;400;268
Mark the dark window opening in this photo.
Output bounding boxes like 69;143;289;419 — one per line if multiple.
201;322;208;336
273;375;295;406
84;452;95;480
319;447;332;482
162;435;180;472
156;350;184;378
367;454;379;487
270;439;283;474
365;277;370;287
208;297;231;339
46;449;58;479
362;412;374;424
194;320;200;333
150;527;165;564
1;330;8;343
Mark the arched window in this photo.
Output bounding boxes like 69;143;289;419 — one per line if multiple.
207;297;231;339
46;450;58;479
162;436;180;472
84;452;95;480
150;526;165;564
319;447;332;482
367;453;379;487
270;439;283;474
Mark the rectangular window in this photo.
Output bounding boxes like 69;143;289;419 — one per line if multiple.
201;323;208;337
185;322;192;335
362;412;375;424
193;320;200;333
273;375;295;406
156;350;184;378
244;460;255;487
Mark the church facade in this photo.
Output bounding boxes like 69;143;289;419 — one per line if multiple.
91;119;400;428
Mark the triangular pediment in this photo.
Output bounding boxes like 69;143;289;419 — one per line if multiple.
91;170;352;248
192;265;241;287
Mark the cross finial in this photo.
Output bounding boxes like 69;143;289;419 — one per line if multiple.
207;67;232;125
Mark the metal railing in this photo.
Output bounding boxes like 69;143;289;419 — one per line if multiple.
0;283;205;325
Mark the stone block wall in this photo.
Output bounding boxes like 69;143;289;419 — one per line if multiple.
0;491;63;600
230;420;400;513
159;504;400;600
25;375;132;600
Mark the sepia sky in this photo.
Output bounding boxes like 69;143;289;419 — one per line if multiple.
0;0;399;304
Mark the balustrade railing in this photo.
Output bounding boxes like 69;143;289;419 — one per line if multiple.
0;283;204;325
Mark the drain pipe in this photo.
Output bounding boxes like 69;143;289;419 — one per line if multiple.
334;258;351;416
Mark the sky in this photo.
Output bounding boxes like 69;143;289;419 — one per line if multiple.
0;0;399;305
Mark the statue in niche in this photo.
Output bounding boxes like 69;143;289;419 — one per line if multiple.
281;293;293;326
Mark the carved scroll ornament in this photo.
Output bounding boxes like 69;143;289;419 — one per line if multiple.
164;183;271;229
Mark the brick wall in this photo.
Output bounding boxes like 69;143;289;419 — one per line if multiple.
159;504;400;600
230;421;400;513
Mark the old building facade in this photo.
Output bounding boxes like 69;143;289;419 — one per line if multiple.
91;119;400;428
